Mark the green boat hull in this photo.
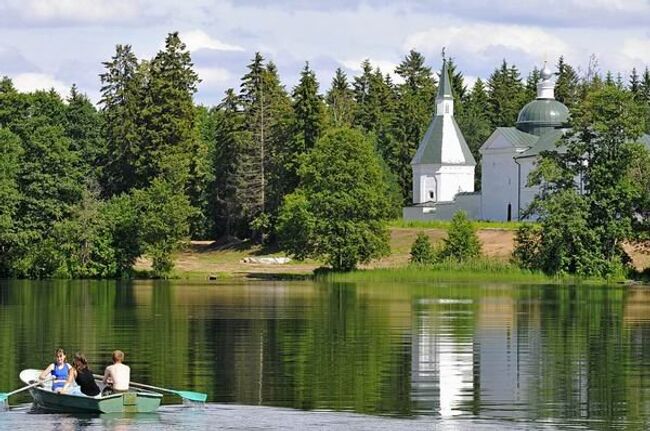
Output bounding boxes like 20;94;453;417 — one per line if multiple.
29;386;162;413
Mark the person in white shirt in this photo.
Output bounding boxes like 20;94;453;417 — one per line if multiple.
103;350;130;394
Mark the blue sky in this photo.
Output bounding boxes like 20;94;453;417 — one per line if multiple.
1;0;649;105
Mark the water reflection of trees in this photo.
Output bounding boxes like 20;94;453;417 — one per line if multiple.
2;281;650;427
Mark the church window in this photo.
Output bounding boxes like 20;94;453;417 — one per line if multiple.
429;191;434;199
445;104;449;114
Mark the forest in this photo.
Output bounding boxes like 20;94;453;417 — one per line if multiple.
1;32;649;278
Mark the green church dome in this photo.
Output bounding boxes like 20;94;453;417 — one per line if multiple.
516;99;569;136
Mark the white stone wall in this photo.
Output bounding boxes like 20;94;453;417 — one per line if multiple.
517;157;540;218
403;193;481;221
480;149;520;221
438;165;475;202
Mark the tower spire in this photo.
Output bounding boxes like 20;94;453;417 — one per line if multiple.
436;60;454;115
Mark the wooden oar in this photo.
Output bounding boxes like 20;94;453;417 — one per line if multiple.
93;374;207;402
0;377;53;403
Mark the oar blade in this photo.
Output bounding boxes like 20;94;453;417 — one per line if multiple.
175;390;207;402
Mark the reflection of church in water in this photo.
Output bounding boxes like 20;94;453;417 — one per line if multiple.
410;295;545;417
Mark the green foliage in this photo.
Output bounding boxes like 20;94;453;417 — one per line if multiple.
238;54;294;240
487;60;526;127
133;178;194;278
409;232;435;265
276;191;315;261
102;193;142;278
457;78;491;190
325;68;355;127
390;50;436;203
99;44;143;195
439;211;481;261
277;127;392;271
555;56;580;108
0;128;24;276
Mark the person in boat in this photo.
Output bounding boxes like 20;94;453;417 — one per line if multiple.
39;348;71;391
102;350;130;394
60;352;101;396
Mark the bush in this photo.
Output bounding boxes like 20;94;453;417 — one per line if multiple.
409;232;435;265
439;211;481;261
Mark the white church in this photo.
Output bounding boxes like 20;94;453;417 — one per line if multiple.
403;60;650;221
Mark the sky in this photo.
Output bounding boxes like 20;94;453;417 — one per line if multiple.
1;0;649;106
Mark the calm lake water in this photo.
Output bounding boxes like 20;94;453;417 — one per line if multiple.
1;279;650;430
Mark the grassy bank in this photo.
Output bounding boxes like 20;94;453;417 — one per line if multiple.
389;219;525;230
318;259;628;284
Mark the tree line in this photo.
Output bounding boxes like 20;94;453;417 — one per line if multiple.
1;31;649;277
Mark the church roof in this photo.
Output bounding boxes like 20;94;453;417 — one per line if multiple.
411;115;476;165
515;129;565;159
436;60;453;99
495;127;539;149
516;99;569;136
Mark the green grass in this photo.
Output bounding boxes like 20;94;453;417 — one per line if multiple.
389;219;527;230
319;258;627;284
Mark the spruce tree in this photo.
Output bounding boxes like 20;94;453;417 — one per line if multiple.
325;68;355;127
458;79;491;190
65;84;105;182
140;32;199;188
629;68;640;97
212;89;247;238
287;62;325;191
238;53;293;240
525;67;541;101
99;44;143;196
487;60;526;128
555;56;580;108
391;50;436;203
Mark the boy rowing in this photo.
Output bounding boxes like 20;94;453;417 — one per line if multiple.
102;350;130;394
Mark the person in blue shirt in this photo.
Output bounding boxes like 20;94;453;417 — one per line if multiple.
39;348;71;392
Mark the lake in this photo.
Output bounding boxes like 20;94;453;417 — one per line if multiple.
1;279;649;430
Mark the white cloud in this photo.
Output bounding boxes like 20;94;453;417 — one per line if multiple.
12;73;69;96
622;38;650;64
7;0;141;24
404;22;572;66
196;67;232;84
182;30;244;52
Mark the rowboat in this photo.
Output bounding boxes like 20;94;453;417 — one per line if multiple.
19;369;163;413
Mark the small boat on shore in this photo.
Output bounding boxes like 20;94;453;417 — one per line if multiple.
19;369;163;413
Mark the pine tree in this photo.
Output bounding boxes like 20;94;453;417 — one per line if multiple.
325;68;355;127
212;89;246;238
458;79;491;190
525;67;541;101
629;68;640;97
238;53;293;240
99;44;143;196
140;32;199;188
487;60;526;128
286;62;325;192
391;50;436;203
188;105;216;238
555;56;580;108
65;84;105;181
